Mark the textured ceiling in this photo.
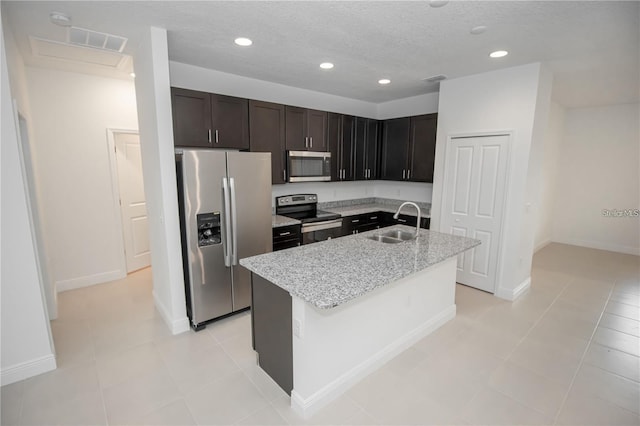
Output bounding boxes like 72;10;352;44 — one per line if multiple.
3;1;639;107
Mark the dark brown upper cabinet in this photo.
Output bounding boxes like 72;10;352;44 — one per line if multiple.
249;100;287;184
328;113;355;181
285;106;327;152
380;117;411;181
380;113;438;182
171;88;249;149
408;114;438;182
354;117;379;181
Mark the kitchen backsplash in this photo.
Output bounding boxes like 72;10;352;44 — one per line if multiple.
271;180;432;207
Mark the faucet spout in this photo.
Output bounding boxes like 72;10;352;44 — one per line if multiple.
393;201;421;239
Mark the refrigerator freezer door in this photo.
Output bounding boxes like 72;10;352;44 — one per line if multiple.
226;151;273;310
181;149;233;325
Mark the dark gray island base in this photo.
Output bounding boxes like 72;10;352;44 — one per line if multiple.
241;226;480;418
251;274;293;394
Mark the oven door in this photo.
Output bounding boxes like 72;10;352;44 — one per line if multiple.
301;219;343;245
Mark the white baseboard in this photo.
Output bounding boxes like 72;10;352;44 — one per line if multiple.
1;354;56;386
152;291;190;335
291;305;456;418
496;276;531;301
55;269;125;293
552;237;640;256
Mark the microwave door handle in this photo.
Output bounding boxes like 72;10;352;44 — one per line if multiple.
222;178;232;267
229;177;239;265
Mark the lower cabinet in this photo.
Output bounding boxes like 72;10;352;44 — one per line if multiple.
378;212;430;229
272;225;301;251
341;212;383;236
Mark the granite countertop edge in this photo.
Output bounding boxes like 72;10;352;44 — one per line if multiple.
241;225;480;310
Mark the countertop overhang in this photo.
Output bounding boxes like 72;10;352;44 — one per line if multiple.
240;225;480;309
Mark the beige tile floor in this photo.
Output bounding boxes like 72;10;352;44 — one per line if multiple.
2;243;639;425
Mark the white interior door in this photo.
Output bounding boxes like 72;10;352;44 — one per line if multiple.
114;132;150;273
441;134;509;293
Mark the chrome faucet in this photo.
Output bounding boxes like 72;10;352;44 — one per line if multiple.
393;202;421;239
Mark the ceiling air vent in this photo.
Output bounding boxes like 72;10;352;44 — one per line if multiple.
68;26;127;53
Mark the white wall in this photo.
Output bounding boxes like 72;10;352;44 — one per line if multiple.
1;14;56;385
535;101;565;251
376;92;439;119
552;103;640;255
25;67;139;292
133;27;189;335
170;61;378;118
272;181;432;207
432;63;552;299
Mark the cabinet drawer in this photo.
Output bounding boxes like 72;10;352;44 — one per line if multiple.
272;224;301;251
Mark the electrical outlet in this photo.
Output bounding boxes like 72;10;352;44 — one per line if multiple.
293;319;303;338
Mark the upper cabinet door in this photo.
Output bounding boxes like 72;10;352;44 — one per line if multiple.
327;113;342;181
211;94;249;150
408;114;438;182
249;100;287;184
171;88;212;148
380;117;410;180
306;109;327;152
285;106;306;151
341;115;356;181
354;117;368;180
365;119;379;179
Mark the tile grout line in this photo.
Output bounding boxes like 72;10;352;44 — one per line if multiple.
551;277;618;425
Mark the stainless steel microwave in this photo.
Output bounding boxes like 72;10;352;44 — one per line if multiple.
287;151;331;182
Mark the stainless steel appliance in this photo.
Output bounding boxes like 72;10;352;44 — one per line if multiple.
287;151;331;182
275;194;343;244
176;149;272;330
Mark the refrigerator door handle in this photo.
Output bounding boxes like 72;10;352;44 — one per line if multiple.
222;177;232;267
229;177;239;265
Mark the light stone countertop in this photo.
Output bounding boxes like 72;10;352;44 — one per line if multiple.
240;225;480;310
319;198;431;218
272;215;301;228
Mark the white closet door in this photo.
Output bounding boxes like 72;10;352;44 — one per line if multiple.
442;134;509;293
115;132;150;273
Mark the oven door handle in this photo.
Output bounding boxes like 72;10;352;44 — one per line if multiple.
301;219;343;233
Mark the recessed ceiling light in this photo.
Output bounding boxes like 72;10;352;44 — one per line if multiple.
320;62;334;70
49;11;72;27
429;0;449;7
470;26;487;35
378;79;391;85
489;50;508;58
234;37;252;47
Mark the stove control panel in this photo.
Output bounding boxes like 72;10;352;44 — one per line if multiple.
276;194;318;207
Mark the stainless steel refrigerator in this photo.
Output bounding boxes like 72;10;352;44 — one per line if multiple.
176;149;272;330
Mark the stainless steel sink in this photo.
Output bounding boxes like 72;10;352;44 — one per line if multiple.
381;230;416;241
366;235;404;244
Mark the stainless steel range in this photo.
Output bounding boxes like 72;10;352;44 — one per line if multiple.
275;194;343;245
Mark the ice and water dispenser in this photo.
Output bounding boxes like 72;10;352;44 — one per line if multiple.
197;212;221;246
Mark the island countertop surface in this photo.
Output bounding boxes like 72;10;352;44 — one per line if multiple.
240;225;480;310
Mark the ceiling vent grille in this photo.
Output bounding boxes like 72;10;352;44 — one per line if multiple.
422;74;447;83
68;27;127;53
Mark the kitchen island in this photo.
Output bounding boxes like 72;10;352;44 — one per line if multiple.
240;225;480;417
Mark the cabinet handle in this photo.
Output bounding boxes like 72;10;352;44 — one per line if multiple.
279;231;291;236
352;219;359;223
370;216;377;220
215;129;219;144
310;137;313;148
398;219;407;223
402;169;406;179
305;137;309;148
283;169;287;181
208;129;212;144
407;169;411;179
